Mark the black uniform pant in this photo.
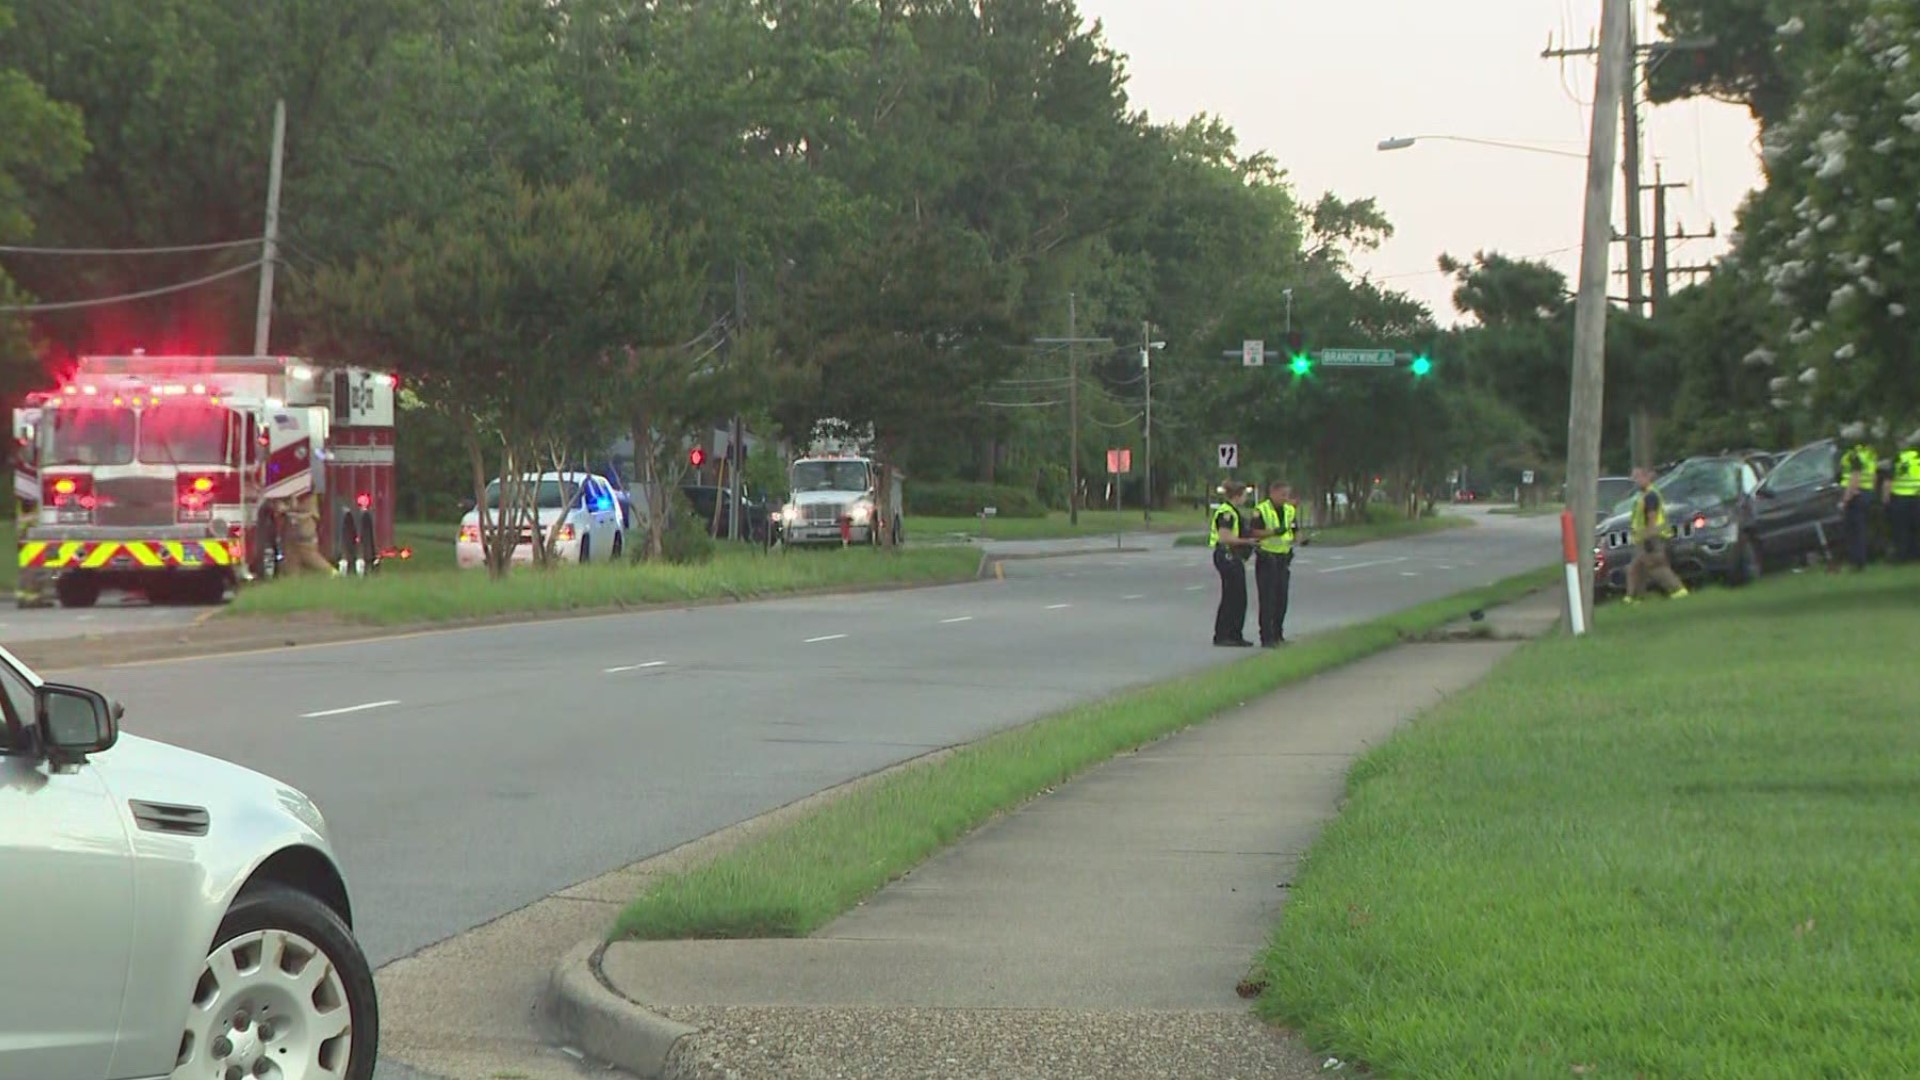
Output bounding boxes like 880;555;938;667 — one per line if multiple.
1844;497;1872;569
1890;495;1920;563
1255;551;1292;644
1213;549;1248;643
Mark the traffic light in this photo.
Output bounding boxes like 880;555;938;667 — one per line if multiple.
689;446;707;467
1286;331;1310;377
1410;353;1433;378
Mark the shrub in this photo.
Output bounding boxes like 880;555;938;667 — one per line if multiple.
904;481;1047;519
654;491;716;565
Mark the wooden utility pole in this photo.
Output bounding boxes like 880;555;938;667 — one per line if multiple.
1565;0;1631;634
1068;292;1079;526
252;99;287;356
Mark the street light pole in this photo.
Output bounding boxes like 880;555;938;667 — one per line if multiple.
1564;0;1631;635
1141;324;1164;525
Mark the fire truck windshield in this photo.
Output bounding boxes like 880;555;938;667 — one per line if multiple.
792;460;871;491
43;407;136;466
137;405;241;465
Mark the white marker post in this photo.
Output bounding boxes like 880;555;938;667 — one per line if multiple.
1560;509;1588;636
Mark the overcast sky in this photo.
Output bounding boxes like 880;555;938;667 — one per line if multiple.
1078;0;1764;328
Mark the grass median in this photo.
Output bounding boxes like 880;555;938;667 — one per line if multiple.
1174;508;1473;549
226;545;982;625
1254;565;1920;1079
612;564;1560;942
912;508;1189;541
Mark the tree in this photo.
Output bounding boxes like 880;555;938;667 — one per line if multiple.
303;175;702;576
1729;0;1920;437
0;0;88;388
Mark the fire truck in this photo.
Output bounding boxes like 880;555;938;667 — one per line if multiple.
12;354;399;608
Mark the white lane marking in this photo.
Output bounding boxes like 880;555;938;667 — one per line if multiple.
805;634;848;643
1317;557;1410;575
605;661;668;673
1046;603;1072;610
1401;571;1420;577
302;699;400;719
1122;594;1145;601
1437;564;1456;571
1185;584;1206;592
940;616;974;624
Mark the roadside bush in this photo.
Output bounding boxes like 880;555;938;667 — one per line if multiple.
905;481;1047;519
654;492;716;565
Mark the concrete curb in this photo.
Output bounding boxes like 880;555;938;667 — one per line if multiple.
549;938;699;1079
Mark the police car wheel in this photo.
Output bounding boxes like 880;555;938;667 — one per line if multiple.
173;884;379;1080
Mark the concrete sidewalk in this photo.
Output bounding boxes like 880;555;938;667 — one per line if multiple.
564;590;1564;1079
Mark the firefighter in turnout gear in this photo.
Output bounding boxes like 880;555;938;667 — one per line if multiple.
1251;480;1299;647
1625;466;1690;602
1209;480;1256;646
1840;440;1879;570
279;493;338;576
1888;433;1920;564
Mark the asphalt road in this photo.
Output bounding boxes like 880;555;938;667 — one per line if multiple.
0;591;207;641
56;509;1557;968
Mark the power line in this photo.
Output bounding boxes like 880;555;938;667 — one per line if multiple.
0;237;264;256
0;259;265;313
979;399;1063;408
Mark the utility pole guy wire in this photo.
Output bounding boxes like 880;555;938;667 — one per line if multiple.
1565;0;1630;635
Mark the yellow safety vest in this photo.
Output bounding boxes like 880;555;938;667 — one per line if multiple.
1253;499;1296;554
1208;501;1242;549
1892;449;1920;497
1629;489;1672;544
1842;445;1878;490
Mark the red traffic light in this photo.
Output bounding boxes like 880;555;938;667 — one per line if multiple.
689;447;707;467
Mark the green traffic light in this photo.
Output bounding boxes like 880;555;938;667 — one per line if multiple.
1410;354;1432;377
1289;354;1312;376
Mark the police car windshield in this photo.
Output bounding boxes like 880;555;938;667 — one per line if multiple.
792;461;869;491
43;407;135;466
484;479;579;511
138;405;238;465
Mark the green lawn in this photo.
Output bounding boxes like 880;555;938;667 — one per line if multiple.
227;545;981;624
1174;508;1472;548
1255;566;1920;1079
612;566;1559;942
912;508;1191;541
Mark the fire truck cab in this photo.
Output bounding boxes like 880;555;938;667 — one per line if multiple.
12;354;398;608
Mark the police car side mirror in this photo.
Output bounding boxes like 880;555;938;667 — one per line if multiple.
36;684;120;770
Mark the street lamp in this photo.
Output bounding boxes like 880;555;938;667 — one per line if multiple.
1376;134;1589;160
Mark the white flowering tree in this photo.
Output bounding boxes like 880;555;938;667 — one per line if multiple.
1731;0;1920;442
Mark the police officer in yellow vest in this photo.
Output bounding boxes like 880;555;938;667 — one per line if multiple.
1839;439;1879;570
1209;480;1257;647
1252;480;1299;647
1887;432;1920;564
1625;466;1690;602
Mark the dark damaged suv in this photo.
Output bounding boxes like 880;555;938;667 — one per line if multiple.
1594;453;1771;595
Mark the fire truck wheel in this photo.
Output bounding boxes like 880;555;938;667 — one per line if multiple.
336;515;364;576
358;511;378;573
55;573;100;609
251;511;282;580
